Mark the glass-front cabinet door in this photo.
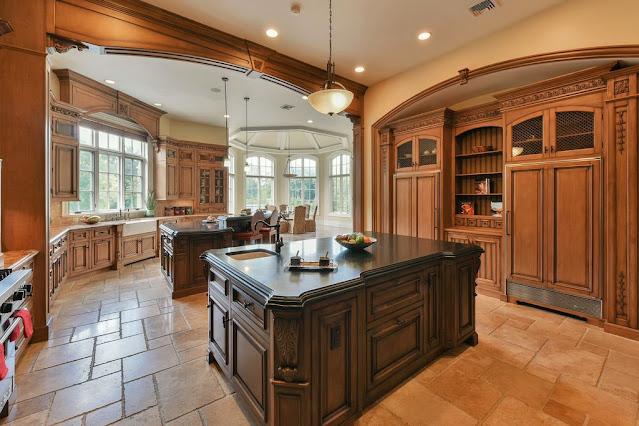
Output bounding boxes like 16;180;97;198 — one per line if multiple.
550;107;600;158
395;139;414;171
416;136;439;171
198;167;212;208
506;113;548;162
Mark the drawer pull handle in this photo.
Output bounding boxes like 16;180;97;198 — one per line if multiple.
243;301;253;309
396;318;405;326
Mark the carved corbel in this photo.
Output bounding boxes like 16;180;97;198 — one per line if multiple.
0;20;14;36
458;68;470;85
46;34;89;54
273;313;302;383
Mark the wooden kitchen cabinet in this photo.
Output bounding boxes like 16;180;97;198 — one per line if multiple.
68;226;117;277
121;232;157;266
209;293;230;371
393;172;440;239
394;134;440;172
92;237;115;269
69;240;91;276
50;99;82;200
178;163;195;199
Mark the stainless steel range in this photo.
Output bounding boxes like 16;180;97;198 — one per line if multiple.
0;267;32;417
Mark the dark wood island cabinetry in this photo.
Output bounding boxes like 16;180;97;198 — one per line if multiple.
202;234;482;425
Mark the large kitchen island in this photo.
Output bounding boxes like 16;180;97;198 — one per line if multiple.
201;233;482;425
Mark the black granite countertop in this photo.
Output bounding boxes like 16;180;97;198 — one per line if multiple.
201;233;482;308
159;221;232;237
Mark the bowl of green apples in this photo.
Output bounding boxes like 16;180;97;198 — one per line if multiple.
335;233;377;250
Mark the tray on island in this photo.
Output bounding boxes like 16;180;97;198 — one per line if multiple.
285;261;337;272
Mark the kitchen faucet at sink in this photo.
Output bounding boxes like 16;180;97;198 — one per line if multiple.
254;214;284;254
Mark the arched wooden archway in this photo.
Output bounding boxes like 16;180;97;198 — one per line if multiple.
46;0;368;231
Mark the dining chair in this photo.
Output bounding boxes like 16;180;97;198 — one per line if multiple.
303;204;311;219
232;210;265;246
292;205;307;234
259;208;279;243
305;205;318;233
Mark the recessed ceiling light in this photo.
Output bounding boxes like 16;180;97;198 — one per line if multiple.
354;66;365;73
266;28;279;38
417;31;431;41
153;103;162;107
224;114;230;118
307;119;313;124
104;79;115;85
302;95;308;100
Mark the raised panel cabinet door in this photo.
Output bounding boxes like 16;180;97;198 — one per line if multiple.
179;163;195;199
52;142;79;200
122;236;141;261
415;173;439;239
472;234;502;297
166;163;178;199
140;233;157;257
311;296;358;425
546;160;601;298
232;316;268;421
505;165;545;287
424;266;443;356
70;242;90;275
209;295;230;369
92;238;114;269
393;175;413;236
455;257;478;344
365;306;424;402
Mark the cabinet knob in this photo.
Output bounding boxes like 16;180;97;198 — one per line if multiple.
243;301;253;309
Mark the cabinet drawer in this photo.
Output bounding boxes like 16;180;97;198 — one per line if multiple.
232;286;266;330
366;306;424;399
70;230;89;241
209;269;229;298
366;270;424;323
92;227;112;239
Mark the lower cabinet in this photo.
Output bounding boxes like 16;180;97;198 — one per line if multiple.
446;230;502;298
69;240;91;276
49;234;68;304
121;232;157;265
68;227;116;278
92;237;115;269
209;294;230;371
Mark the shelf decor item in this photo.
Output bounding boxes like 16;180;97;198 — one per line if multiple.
474;178;491;195
471;145;494;153
145;190;156;217
335;233;377;250
459;201;475;216
491;201;503;217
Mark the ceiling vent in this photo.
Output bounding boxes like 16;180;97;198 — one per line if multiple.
280;104;296;110
468;0;501;16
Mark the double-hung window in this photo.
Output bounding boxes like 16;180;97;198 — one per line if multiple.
329;153;351;215
244;156;274;210
68;125;148;213
288;157;317;209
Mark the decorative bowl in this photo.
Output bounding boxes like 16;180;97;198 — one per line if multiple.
335;235;377;250
80;215;100;225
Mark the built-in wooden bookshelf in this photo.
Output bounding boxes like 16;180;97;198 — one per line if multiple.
454;126;503;228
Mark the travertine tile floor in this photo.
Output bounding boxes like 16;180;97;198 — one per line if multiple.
3;252;639;424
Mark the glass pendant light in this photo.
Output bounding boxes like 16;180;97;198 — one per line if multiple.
307;0;354;116
222;77;231;168
243;97;251;174
283;134;297;178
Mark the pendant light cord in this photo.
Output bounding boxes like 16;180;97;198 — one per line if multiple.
328;0;332;65
244;97;249;160
222;77;229;156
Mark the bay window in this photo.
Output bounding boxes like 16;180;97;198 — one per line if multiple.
245;155;274;210
288;157;317;208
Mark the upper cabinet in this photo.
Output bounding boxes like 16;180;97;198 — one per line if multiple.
506;108;601;162
50;99;83;200
394;135;440;172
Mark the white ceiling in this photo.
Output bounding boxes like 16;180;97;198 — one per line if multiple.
49;50;353;136
142;0;565;85
230;127;349;155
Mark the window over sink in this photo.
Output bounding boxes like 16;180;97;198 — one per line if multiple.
67;125;148;214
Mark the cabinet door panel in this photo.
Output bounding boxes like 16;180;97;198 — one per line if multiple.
393;175;413;236
232;317;267;420
70;242;90;275
506;113;548;162
140;234;157;257
92;238;114;269
547;160;600;297
166;163;178;199
179;164;195;199
395;139;414;171
473;235;502;296
415;173;439;239
209;296;229;368
52;142;79;199
551;107;601;158
506;165;545;287
424;266;443;355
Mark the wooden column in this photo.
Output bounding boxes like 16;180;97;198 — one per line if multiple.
604;67;639;336
0;0;49;340
377;127;393;233
349;115;363;232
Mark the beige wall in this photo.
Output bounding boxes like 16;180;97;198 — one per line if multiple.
159;116;226;145
362;0;639;230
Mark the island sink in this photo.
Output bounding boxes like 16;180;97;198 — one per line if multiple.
226;249;277;260
202;234;483;425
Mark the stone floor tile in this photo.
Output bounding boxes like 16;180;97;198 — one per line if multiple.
542;399;586;426
121;320;144;338
45;335;72;348
137;287;170;303
198;395;251;426
60;302;100;317
33;339;94;371
177;344;208;364
171;327;208;352
124;376;157;416
51;311;99;331
606;350;639;378
111;406;162;426
528;339;606;385
598;366;639;402
47;372;122;424
167;410;203;426
15;342;45;376
481;360;554;409
483;396;565;425
147;335;172;350
99;312;120;322
123;345;179;382
426;366;502;419
91;359;121;380
490;323;548;352
473;333;536;369
16;358;92;402
582;328;639;358
143;312;190;340
380;380;477;426
84;402;122;426
155;359;225;422
549;375;638;425
96;332;121;345
100;299;139;316
72;319;120;342
4;410;48;426
121;306;161;323
354;405;406;425
5;393;53;423
94;334;147;365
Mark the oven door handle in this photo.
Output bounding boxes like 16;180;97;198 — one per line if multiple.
0;317;23;345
